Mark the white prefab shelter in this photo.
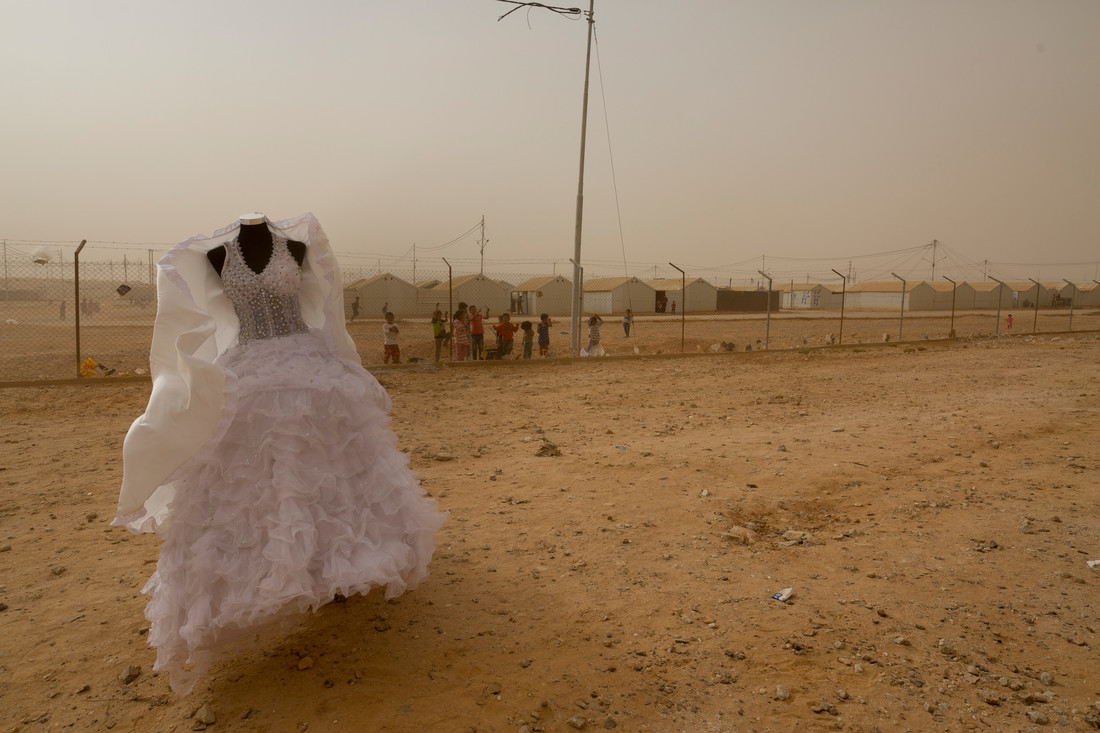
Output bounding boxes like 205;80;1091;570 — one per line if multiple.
844;280;913;310
582;276;656;315
1004;281;1056;308
1074;281;1100;307
779;282;842;309
908;281;960;310
345;273;420;319
956;281;1014;309
425;273;510;315
512;275;573;316
645;277;718;312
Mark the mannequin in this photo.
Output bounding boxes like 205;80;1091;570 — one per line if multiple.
117;213;445;695
206;212;306;275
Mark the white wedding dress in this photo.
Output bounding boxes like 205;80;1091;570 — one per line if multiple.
115;215;445;695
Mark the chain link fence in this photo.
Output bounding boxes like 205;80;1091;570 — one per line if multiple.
2;260;1097;380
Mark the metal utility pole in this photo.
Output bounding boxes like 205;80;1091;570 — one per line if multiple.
891;272;906;342
477;216;488;274
990;276;1006;335
499;0;595;353
758;269;772;350
930;239;939;281
567;0;596;354
670;262;685;353
1063;279;1077;331
412;243;417;285
831;268;847;345
943;276;957;338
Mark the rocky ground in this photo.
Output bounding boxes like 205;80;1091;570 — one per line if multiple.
1;332;1098;732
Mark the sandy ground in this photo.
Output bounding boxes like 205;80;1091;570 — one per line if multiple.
1;333;1099;732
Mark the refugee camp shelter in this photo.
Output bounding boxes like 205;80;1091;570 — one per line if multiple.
1004;281;1056;308
344;273;420;319
512;275;572;315
956;281;1014;309
715;287;780;312
778;282;841;309
425;273;510;315
645;277;718;312
581;277;655;314
907;281;961;310
1073;281;1100;307
844;280;915;310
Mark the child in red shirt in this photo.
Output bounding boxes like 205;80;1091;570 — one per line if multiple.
495;313;520;357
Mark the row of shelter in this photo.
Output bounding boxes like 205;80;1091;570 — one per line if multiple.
344;273;1100;318
781;280;1100;311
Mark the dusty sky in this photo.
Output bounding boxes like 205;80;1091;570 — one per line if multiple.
2;1;1097;283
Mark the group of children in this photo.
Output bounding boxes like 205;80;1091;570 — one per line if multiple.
382;304;631;363
439;303;552;361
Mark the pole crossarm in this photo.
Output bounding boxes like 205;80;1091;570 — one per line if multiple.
496;0;584;21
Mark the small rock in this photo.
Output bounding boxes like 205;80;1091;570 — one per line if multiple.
567;715;587;729
432;452;455;462
297;656;314;671
1027;710;1050;725
1040;672;1054;686
775;685;790;701
836;689;848;700
0;602;7;612
603;719;617;729
977;690;1001;706
51;566;66;576
119;666;141;684
536;443;562;458
193;704;216;725
893;636;911;646
85;512;98;522
722;526;756;545
0;543;11;552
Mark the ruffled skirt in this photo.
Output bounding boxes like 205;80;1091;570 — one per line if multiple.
142;331;445;694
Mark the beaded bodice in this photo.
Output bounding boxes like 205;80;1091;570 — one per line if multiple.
221;234;308;344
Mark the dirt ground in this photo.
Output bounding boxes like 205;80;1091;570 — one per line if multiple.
1;333;1099;732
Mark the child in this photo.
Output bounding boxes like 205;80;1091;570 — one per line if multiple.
469;306;485;360
431;309;450;362
496;313;519;357
382;311;400;364
586;314;603;354
537;313;552;357
453;304;469;361
520;320;534;359
623;308;633;337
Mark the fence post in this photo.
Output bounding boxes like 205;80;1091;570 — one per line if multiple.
943;276;957;338
442;258;452;360
1028;277;1041;333
891;272;906;342
73;240;87;376
757;269;772;350
1063;279;1077;331
670;262;685;353
831;268;846;345
990;276;1006;335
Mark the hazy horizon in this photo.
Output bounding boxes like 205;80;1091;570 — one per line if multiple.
2;1;1097;284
